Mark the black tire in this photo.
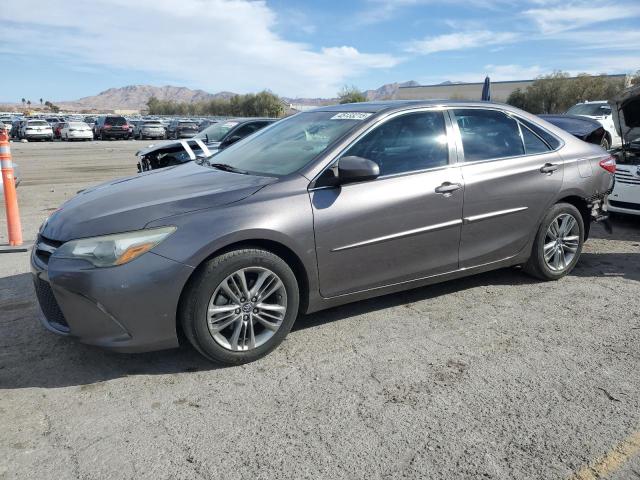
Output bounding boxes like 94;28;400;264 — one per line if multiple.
100;131;105;141
180;248;300;365
524;202;585;281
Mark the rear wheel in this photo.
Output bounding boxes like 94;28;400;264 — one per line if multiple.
600;136;610;150
524;203;584;280
181;248;299;365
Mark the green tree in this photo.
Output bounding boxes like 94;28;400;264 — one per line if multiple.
506;71;627;114
338;85;367;104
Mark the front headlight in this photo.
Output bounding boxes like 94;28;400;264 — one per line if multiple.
54;226;176;267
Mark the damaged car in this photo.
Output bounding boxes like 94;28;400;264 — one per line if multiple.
607;85;640;216
538;114;608;148
136;117;276;172
33;101;614;365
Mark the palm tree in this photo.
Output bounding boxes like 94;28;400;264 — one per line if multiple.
21;98;25;107
40;98;43;106
27;100;31;108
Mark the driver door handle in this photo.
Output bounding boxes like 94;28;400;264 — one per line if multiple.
540;163;558;174
435;182;462;194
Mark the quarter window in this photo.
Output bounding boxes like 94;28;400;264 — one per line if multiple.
518;117;562;150
520;124;550;154
342;111;449;176
453;109;524;161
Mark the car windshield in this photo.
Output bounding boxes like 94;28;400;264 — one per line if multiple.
143;121;162;126
204;111;371;176
179;121;197;127
28;120;49;126
566;104;611;116
69;122;88;128
196;121;238;142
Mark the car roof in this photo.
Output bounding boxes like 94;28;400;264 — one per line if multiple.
310;99;516;114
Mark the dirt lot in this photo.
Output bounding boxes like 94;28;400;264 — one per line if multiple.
1;140;640;479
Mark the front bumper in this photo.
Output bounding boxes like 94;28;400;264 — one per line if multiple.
607;199;640;216
31;238;194;353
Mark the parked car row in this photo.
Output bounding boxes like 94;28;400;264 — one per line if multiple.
2;114;241;141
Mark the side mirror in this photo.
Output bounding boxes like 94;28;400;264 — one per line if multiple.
223;135;242;147
338;156;380;184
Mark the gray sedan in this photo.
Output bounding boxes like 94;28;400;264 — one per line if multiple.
32;101;614;364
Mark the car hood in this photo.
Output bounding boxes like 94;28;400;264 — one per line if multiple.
538;114;601;138
41;161;275;241
610;85;640;145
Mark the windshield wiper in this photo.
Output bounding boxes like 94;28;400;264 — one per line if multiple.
208;163;249;174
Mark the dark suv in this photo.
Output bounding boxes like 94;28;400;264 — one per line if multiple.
94;116;131;140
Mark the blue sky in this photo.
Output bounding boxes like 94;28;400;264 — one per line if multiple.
1;0;639;102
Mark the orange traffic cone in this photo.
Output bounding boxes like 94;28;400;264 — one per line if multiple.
0;129;23;246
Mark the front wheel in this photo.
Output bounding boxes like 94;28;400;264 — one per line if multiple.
524;203;584;280
180;248;300;365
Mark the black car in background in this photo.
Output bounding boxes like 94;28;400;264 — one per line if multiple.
165;119;199;139
539;114;607;147
137;117;276;171
94;115;132;140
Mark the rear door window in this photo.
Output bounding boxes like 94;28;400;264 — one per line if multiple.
105;117;126;126
453;109;524;161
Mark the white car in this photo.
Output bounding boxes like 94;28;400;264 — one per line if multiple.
607;86;640;216
60;121;93;141
20;119;53;141
566;101;622;149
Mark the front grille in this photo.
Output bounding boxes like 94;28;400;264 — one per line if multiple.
609;200;640;211
33;277;69;330
614;169;640;185
35;235;63;265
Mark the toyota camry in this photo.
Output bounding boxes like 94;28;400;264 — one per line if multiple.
32;101;615;365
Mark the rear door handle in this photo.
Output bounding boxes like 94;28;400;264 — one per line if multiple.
540;163;558;174
435;182;462;194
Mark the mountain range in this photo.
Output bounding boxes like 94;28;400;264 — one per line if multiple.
55;81;423;111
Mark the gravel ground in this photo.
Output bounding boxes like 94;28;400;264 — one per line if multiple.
1;140;640;479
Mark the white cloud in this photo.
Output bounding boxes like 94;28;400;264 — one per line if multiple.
359;0;509;25
405;31;519;54
524;2;640;34
0;0;401;97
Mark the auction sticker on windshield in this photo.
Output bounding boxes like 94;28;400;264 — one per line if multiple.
330;112;373;120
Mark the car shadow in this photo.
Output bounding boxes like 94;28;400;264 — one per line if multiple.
1;244;638;390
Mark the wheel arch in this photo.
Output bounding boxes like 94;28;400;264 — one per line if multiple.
176;238;311;341
554;194;591;239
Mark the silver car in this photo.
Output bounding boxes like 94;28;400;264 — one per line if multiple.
32;101;614;365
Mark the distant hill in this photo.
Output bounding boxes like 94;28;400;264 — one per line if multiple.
57;85;235;111
54;81;421;111
364;81;420;100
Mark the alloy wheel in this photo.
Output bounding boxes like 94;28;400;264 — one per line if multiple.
206;267;287;351
543;213;580;272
